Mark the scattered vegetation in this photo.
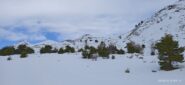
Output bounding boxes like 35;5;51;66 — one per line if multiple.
82;42;110;59
0;44;34;58
40;45;60;54
81;42;126;60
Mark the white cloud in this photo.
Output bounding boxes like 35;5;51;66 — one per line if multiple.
0;0;177;41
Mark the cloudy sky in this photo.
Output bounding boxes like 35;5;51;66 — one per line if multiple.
0;0;177;47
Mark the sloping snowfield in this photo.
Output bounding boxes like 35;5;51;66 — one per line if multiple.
0;53;184;85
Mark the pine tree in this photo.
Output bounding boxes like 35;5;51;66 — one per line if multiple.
98;42;110;58
15;45;34;54
58;48;65;54
20;51;28;58
155;34;184;70
117;49;125;54
82;50;90;59
40;45;52;53
89;46;97;54
65;46;75;53
0;46;15;56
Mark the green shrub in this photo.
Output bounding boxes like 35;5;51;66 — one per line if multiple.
20;51;28;58
82;50;90;59
82;46;97;59
15;45;34;54
0;46;15;56
40;45;53;53
98;42;110;58
65;46;75;53
117;49;125;54
126;42;143;54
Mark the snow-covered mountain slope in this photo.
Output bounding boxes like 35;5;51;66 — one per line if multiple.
114;0;185;55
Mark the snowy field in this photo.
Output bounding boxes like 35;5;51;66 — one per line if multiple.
0;53;184;85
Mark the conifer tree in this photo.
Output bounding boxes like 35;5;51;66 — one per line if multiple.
98;42;110;58
0;46;15;56
155;34;184;70
58;48;65;54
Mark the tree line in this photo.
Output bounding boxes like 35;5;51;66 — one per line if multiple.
0;34;184;71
